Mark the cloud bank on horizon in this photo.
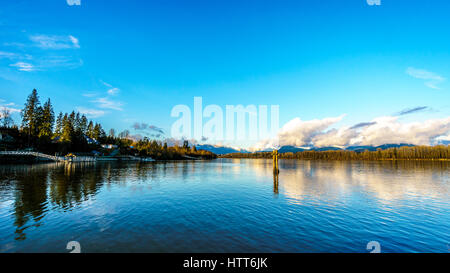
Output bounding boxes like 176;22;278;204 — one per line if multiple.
253;114;450;150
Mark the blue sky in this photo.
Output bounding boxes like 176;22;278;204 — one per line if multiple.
1;0;449;149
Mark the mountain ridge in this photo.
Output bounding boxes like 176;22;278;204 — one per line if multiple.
196;143;418;155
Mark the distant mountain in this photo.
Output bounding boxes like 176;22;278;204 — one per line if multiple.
345;143;414;153
198;143;417;155
278;146;308;153
314;146;343;151
257;146;312;153
345;145;376;152
254;143;415;154
436;140;450;145
195;145;250;155
375;143;415;150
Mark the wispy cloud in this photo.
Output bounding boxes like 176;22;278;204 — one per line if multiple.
101;80;120;95
76;107;105;118
3;33;82;72
100;80;112;88
82;93;98;98
350;122;377;130
0;51;32;60
132;122;165;138
40;56;83;69
80;81;124;115
8;56;82;72
397;106;429;116
406;67;445;89
0;51;19;59
93;97;123;111
107;87;120;95
30;34;80;49
0;100;21;114
10;62;35;72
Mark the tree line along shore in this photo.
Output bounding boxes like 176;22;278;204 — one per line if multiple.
221;145;450;161
0;89;216;161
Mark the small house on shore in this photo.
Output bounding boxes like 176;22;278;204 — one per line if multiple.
0;127;16;143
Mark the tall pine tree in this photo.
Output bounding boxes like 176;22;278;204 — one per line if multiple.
87;121;94;139
55;112;63;136
21;89;41;137
38;98;54;138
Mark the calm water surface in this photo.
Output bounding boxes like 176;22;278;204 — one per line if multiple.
0;159;449;253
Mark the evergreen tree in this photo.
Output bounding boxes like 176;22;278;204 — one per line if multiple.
55;112;63;136
74;112;81;133
87;121;94;138
108;128;115;138
183;140;189;150
38;98;54;138
68;111;76;127
21;89;41;137
93;123;105;140
61;113;72;142
80;115;88;135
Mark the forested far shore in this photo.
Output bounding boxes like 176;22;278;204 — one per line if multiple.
0;89;217;160
221;145;450;161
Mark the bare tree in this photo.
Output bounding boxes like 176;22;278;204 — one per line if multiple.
0;107;14;128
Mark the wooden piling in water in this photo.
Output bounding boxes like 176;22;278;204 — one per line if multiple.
273;150;279;174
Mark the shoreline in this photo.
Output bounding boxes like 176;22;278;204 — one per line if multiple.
0;154;213;165
219;157;450;162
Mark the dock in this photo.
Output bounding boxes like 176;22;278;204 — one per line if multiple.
0;151;154;163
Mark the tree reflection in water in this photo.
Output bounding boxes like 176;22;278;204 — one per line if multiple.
0;162;159;240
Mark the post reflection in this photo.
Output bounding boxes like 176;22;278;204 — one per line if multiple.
273;172;279;195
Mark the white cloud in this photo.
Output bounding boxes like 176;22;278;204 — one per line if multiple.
0;100;21;114
82;93;98;98
76;107;105;118
100;80;113;88
406;67;445;89
253;115;345;150
277;115;346;146
312;127;358;148
107;87;120;95
10;62;35;72
2;35;81;72
253;114;450;149
30;34;80;49
93;97;123;111
8;56;82;72
68;35;80;48
351;116;450;146
0;51;32;60
81;81;123;115
44;56;83;69
0;51;18;59
101;80;120;95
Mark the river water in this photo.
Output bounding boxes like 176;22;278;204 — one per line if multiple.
0;159;449;253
